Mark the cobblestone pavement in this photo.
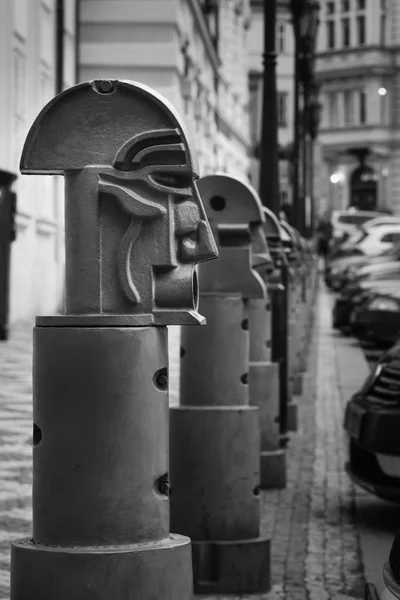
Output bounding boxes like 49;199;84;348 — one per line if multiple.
0;285;386;599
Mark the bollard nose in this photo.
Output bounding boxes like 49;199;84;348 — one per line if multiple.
178;182;218;264
180;220;219;263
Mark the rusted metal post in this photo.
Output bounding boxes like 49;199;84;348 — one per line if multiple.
11;79;218;599
170;174;271;595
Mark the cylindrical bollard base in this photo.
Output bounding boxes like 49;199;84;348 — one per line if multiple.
287;401;299;432
11;535;192;600
170;406;261;541
260;449;286;490
291;371;304;396
191;536;270;594
249;361;280;451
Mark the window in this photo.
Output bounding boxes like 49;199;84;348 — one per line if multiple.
342;18;350;46
341;0;350;11
327;20;335;49
328;92;338;126
357;15;366;44
327;1;335;14
357;0;365;8
344;90;354;125
359;91;367;124
380;233;396;243
278;92;288;127
277;22;286;53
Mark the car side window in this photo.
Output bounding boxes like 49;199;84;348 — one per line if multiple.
381;233;394;242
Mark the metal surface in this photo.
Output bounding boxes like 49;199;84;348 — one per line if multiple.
197;174;270;298
170;174;271;594
258;0;280;216
263;207;291;444
11;80;219;599
20;80;218;326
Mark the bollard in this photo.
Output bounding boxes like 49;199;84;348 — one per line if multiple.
265;210;291;448
10;79;218;600
254;206;287;488
170;174;271;595
279;221;299;433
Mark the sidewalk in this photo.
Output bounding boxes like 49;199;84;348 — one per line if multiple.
0;285;390;599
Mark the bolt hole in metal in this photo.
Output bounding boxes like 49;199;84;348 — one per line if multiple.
180;346;186;358
33;423;42;446
241;373;249;385
241;318;249;330
210;195;226;211
153;368;168;391
253;485;260;496
156;473;171;496
93;80;115;94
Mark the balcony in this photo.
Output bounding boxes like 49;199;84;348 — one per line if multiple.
318;124;394;155
316;46;396;82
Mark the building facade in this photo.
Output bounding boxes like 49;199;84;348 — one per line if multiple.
0;0;77;325
316;0;400;215
1;0;252;326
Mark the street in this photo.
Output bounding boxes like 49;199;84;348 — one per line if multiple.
0;283;399;599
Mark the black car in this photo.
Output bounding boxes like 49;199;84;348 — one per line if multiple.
344;342;400;503
351;290;400;346
332;274;400;331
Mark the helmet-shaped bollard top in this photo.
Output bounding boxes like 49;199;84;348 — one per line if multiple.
11;80;218;600
170;174;271;595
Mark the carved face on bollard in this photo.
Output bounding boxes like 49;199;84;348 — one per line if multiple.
97;128;218;315
20;80;218;325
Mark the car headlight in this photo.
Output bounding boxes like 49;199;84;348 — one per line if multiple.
367;297;400;311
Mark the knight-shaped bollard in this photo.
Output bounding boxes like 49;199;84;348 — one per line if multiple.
170;174;271;595
10;80;218;600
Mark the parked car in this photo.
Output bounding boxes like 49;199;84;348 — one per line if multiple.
327;244;400;290
332;274;400;331
351;289;400;346
365;528;400;600
344;340;400;503
330;209;384;241
331;225;400;260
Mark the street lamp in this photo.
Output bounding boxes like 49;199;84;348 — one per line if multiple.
289;0;320;236
258;0;280;216
306;81;322;235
